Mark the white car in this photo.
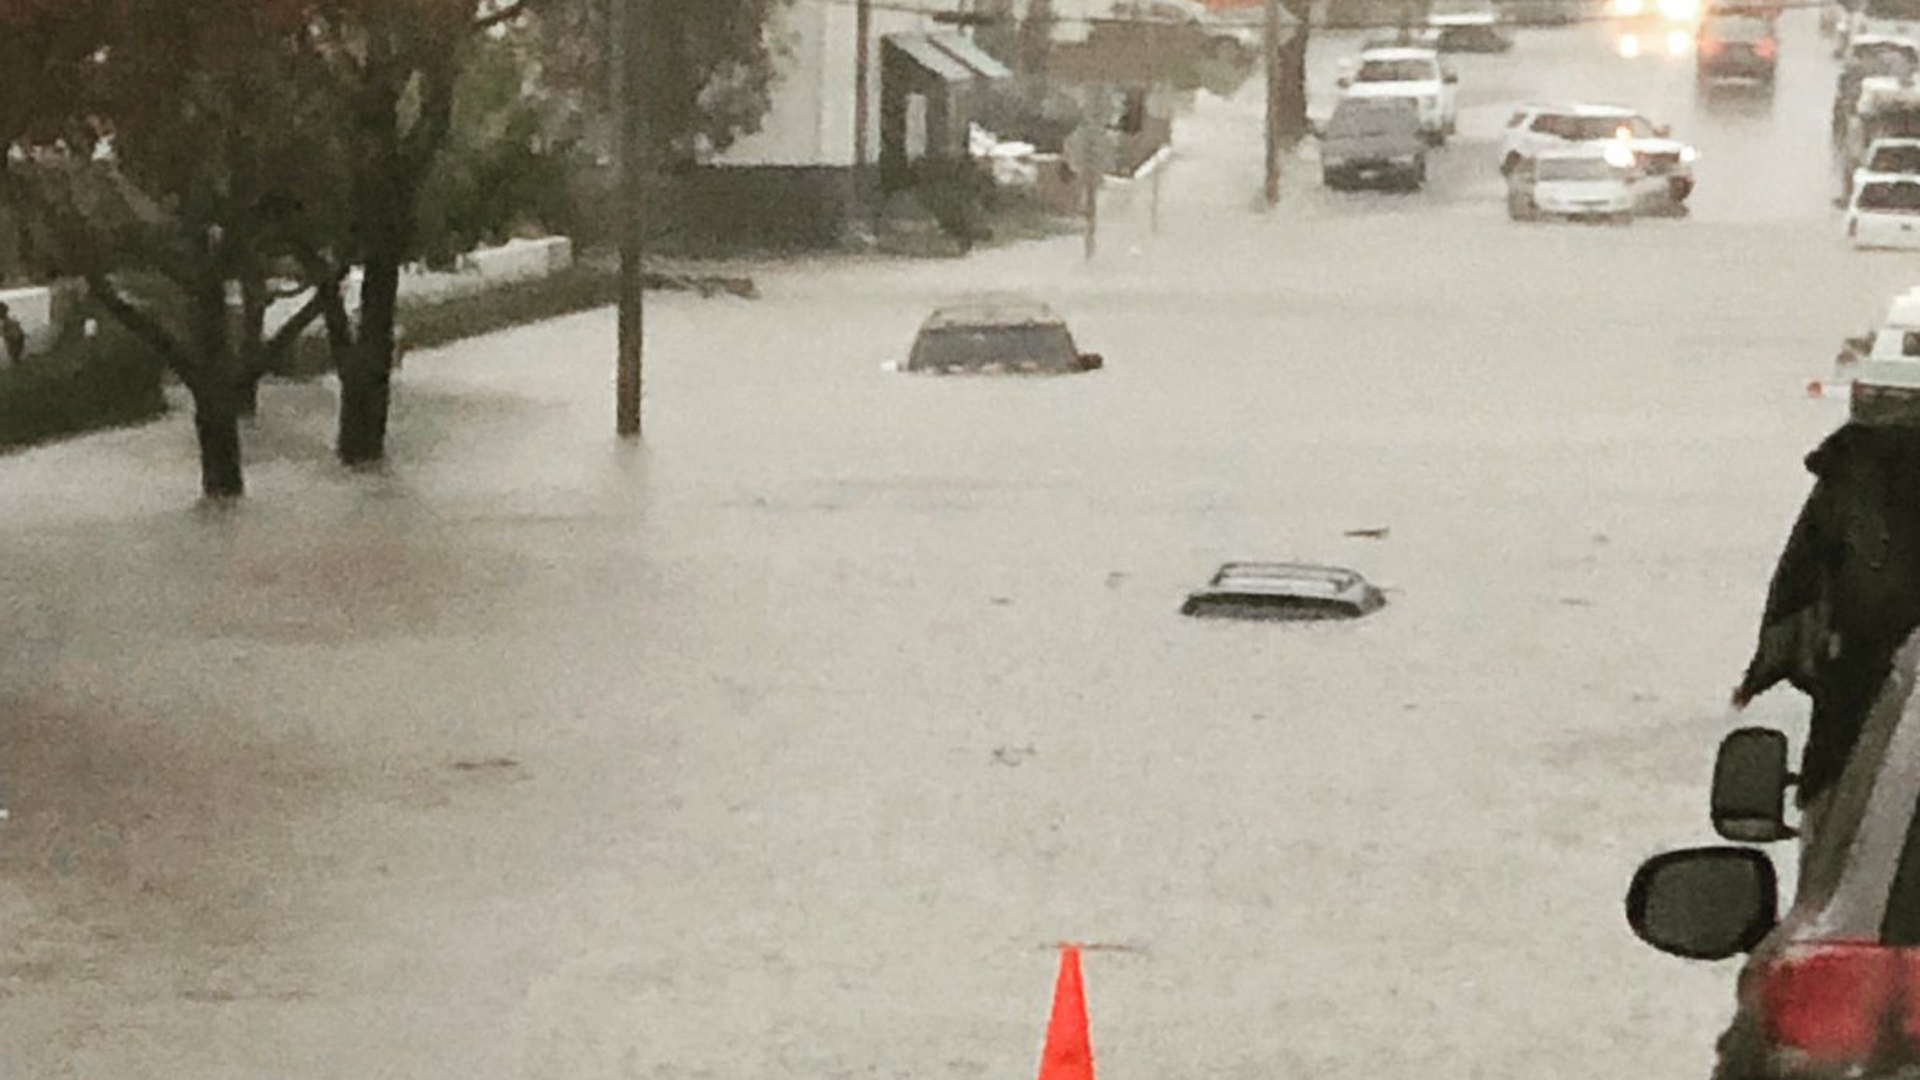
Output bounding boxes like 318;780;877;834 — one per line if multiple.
1850;136;1920;201
1338;47;1459;144
1848;170;1920;248
1501;102;1698;210
1852;0;1920;51
1505;144;1639;221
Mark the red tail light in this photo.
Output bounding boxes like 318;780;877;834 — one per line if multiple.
1755;37;1777;57
1759;945;1899;1063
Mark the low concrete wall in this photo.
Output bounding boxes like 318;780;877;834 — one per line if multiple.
0;286;56;360
263;236;575;339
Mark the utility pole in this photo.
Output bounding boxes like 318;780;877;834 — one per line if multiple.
853;0;873;235
613;0;644;438
1264;0;1282;208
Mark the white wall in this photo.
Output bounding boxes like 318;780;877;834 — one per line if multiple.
261;237;574;340
0;286;54;359
711;0;933;168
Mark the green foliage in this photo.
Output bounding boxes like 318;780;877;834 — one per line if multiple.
0;307;166;451
526;0;790;166
415;35;577;267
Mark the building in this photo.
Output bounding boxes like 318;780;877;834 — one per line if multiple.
687;0;1010;249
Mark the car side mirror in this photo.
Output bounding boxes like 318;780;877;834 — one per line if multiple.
1444;72;1460;84
1336;76;1351;88
1627;847;1779;960
1079;353;1104;371
1712;727;1798;843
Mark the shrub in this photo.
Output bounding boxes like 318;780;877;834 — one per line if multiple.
0;306;167;451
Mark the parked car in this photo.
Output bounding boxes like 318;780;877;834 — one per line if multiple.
1505;144;1640;221
1845;137;1920;203
1319;96;1428;190
1863;288;1920;361
1609;0;1702;57
1837;41;1920;143
1848;171;1920;248
1626;630;1920;1080
1853;0;1920;51
891;298;1104;375
1501;103;1697;211
1696;12;1779;84
1337;47;1459;144
1180;563;1387;621
1419;12;1516;51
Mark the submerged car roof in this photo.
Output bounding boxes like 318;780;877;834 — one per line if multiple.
1206;561;1367;595
923;297;1064;329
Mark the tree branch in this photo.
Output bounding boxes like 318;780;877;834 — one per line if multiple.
84;272;194;382
476;0;536;31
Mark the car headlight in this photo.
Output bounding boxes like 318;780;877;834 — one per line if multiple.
1604;140;1636;167
1658;0;1698;17
1615;0;1646;15
1679;145;1698;164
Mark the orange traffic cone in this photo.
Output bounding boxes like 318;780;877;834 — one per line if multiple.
1037;944;1096;1080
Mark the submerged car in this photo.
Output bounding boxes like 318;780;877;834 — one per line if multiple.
1337;47;1459;144
1628;629;1920;1080
1848;171;1920;248
894;299;1104;375
1506;144;1640;221
1180;562;1387;621
1420;12;1516;52
1320;96;1428;190
1695;12;1779;85
1502;103;1698;211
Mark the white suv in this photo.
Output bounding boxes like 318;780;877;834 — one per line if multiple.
1338;47;1459;144
1501;103;1698;210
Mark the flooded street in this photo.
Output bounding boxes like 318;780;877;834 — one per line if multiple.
1;12;1912;1079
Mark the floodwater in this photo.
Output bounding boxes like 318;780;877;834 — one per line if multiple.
1;13;1912;1079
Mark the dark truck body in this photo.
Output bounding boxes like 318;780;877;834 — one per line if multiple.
1319;97;1427;191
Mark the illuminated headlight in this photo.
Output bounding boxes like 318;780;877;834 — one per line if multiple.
1658;0;1698;18
1604;140;1636;167
1619;33;1642;56
1679;145;1698;163
1666;28;1691;54
1614;0;1646;15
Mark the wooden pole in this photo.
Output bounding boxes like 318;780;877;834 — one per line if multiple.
1264;0;1282;208
853;0;873;234
614;0;644;438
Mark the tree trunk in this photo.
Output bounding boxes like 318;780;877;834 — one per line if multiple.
237;270;268;417
337;244;399;467
190;267;245;498
1279;0;1311;142
193;388;245;499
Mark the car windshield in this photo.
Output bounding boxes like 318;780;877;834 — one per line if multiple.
1329;101;1417;134
909;324;1079;372
1870;144;1920;172
1867;0;1920;20
1356;58;1436;81
1701;15;1772;38
1537;156;1620;180
1856;44;1920;73
1860;180;1920;209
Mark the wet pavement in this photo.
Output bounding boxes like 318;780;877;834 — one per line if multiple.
1;12;1915;1080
